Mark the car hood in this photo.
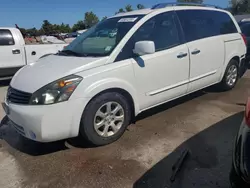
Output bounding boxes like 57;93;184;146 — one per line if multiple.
11;55;108;93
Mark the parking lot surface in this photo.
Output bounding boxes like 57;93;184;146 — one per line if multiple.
0;72;250;188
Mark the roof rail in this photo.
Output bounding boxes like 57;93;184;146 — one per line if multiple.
152;2;222;9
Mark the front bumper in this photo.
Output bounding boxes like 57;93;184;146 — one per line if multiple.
231;120;250;186
3;98;88;142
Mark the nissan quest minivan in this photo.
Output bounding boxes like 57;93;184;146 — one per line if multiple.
2;3;247;146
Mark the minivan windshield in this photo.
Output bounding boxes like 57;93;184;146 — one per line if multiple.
61;15;145;57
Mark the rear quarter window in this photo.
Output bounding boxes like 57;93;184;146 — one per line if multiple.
0;29;15;46
176;10;238;42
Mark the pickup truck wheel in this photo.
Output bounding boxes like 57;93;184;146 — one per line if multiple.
80;92;131;146
219;59;239;91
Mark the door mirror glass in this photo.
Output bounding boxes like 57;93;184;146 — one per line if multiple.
133;41;155;56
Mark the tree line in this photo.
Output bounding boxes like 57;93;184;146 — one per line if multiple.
228;0;250;15
19;0;250;36
20;4;145;36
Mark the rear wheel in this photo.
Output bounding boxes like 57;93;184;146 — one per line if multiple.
218;59;239;91
80;92;131;146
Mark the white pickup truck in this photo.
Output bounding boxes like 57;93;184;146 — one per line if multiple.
0;27;66;80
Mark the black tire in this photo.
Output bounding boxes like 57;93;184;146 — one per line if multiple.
230;165;249;188
218;59;239;91
80;92;131;146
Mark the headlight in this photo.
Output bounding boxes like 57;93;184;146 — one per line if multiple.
30;75;82;105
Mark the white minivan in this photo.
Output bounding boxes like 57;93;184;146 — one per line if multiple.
3;4;247;146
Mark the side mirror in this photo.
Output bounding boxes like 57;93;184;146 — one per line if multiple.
133;41;155;56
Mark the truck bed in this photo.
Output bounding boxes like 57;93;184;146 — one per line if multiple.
25;43;66;64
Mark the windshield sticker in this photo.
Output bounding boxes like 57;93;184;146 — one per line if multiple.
105;46;112;51
118;17;138;23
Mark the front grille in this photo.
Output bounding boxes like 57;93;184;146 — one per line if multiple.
7;87;32;104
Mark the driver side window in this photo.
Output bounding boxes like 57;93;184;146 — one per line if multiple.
115;11;183;62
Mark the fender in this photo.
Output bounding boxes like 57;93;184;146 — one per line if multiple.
219;32;246;81
74;77;141;116
219;53;241;81
219;48;244;82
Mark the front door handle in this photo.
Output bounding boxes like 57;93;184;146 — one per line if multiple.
177;52;188;59
191;49;201;55
12;49;20;54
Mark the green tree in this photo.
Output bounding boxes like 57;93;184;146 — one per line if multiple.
116;8;125;14
52;24;60;33
125;4;133;12
116;4;144;14
37;29;45;36
177;0;203;3
64;24;71;33
19;28;27;37
102;16;108;21
116;4;134;14
137;4;145;9
72;20;86;32
229;0;250;15
26;27;38;36
59;23;71;33
84;11;99;28
41;20;53;35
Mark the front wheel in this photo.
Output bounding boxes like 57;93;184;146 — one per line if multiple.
80;92;131;146
218;59;239;91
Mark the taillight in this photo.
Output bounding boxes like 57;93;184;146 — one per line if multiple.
245;98;250;126
241;33;247;46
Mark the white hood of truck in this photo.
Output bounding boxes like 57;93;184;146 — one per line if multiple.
11;55;108;93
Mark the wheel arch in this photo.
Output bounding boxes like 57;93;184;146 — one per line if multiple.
226;55;240;68
77;78;141;118
87;88;136;121
220;55;241;81
232;56;240;66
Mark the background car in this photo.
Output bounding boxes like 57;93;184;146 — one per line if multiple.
230;97;250;188
239;20;250;63
65;32;79;38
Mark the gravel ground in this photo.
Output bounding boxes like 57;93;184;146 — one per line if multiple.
0;71;249;188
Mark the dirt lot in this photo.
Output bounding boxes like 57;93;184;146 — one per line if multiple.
0;71;250;188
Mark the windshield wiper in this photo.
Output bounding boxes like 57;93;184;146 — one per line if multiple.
81;53;108;57
57;50;107;57
57;50;81;57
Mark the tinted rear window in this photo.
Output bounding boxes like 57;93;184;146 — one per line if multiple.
176;10;238;42
0;29;15;45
